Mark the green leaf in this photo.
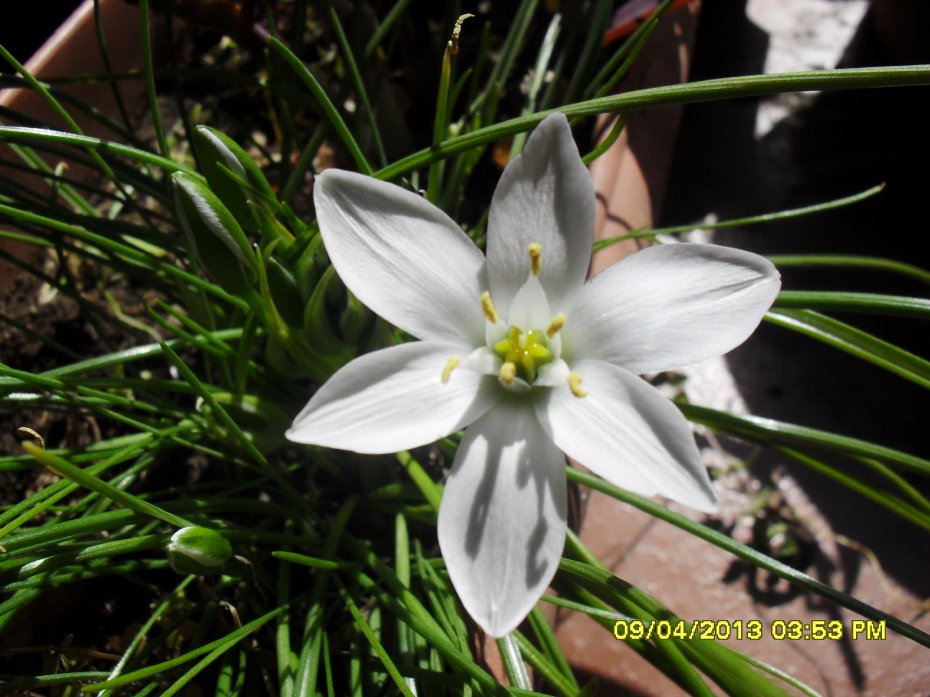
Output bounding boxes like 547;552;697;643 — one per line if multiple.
680;403;930;477
195;125;277;232
170;171;259;296
768;253;930;285
21;443;192;529
765;308;930;389
377;65;930;181
774;291;930;320
267;36;373;176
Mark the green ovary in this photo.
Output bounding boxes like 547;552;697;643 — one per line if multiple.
493;326;554;383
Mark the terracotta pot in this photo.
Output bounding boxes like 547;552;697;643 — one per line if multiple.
0;0;160;289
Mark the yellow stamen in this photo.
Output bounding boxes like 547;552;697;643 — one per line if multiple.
546;313;567;338
528;243;542;276
480;291;499;323
441;356;460;383
567;373;587;398
500;362;517;386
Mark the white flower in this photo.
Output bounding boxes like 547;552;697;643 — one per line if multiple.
287;113;780;637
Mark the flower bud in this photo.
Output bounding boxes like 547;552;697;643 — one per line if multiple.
171;171;258;295
302;265;351;354
295;233;327;302
266;257;304;327
166;526;232;576
195;125;276;232
338;290;373;344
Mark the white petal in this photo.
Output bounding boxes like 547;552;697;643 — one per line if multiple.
438;401;567;637
286;342;498;453
463;346;501;376
487;113;594;315
506;273;552;331
535;358;569;387
568;244;780;375
535;359;718;512
314;169;487;344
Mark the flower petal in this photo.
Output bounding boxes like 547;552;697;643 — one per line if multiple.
567;244;780;375
487;113;594;315
438;401;567;637
507;272;552;331
286;341;497;453
314;169;487;344
535;359;718;512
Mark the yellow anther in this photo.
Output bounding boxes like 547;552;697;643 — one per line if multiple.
528;243;543;276
480;291;499;323
546;313;567;338
441;356;460;383
567;373;587;398
500;362;517;386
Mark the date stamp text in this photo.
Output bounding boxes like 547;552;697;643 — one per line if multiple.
613;619;887;642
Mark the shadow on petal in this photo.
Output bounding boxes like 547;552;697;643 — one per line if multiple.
465;444;500;558
439;399;568;636
525;513;550;588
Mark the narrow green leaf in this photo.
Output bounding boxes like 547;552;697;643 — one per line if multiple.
21;443;192;529
378;66;930;182
84;605;287;692
513;630;578;697
138;0;168;158
765;308;930;389
396;451;442;512
272;551;346;570
680;403;930;476
595;184;886;252
775;291;930;320
768;253;930;285
363;0;414;59
0;125;193;174
324;0;386;167
339;581;416;697
776;447;930;531
293;496;360;697
582;113;627;166
159;341;268;469
267;36;373;175
98;576;197;697
497;633;531;690
527;606;578;690
510;11;561;157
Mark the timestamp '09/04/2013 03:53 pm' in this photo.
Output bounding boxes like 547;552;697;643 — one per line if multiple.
612;618;888;642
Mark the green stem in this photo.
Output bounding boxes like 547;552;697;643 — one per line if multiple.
378;66;930;181
21;443;192;529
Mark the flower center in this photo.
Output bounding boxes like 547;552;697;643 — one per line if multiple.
493;325;553;383
443;242;587;398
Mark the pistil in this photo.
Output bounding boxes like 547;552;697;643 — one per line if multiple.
493;326;554;383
